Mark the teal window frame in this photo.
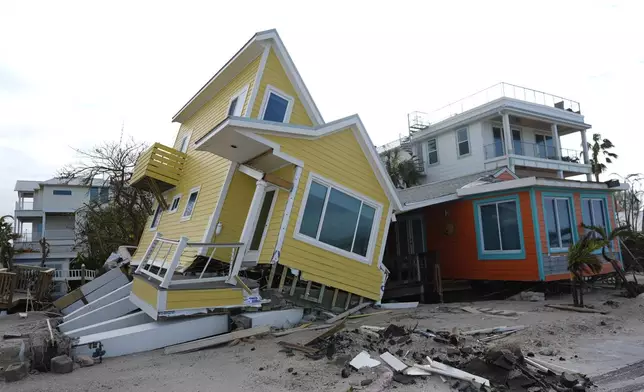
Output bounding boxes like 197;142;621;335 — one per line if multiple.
580;193;612;253
473;194;525;260
541;192;579;254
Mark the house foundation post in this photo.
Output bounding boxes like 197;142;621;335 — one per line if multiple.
580;129;592;181
551;123;564;179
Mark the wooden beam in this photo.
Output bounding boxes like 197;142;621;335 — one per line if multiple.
278;266;287;292
164;325;270;355
330;289;339;308
545;304;609;314
326;301;372;324
263;173;293;191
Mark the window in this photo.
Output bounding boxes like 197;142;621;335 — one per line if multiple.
90;187;109;203
181;188;200;220
582;198;607;236
168;195;181;214
227;85;248;116
535;134;555;159
544;197;574;250
53;190;72;196
179;133;191;153
477;199;521;252
427;138;438;165
296;175;381;262
260;86;293;123
512;129;523;155
150;204;163;230
456;128;470;157
492;127;504;157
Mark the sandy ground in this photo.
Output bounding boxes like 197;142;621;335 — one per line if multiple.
6;287;644;392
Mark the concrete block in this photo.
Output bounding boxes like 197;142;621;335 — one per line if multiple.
58;297;138;333
75;355;94;368
0;339;25;368
64;282;133;323
73;315;229;358
65;311;153;338
3;362;28;382
241;308;304;329
51;355;73;374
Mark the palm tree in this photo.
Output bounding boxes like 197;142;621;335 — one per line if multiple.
382;147;422;189
584;224;640;297
0;215;18;270
587;134;618;182
567;232;604;307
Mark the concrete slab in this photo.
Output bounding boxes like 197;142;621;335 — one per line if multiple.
241;308;303;329
58;297;138;333
64;311;153;338
73;315;229;358
63;282;133;322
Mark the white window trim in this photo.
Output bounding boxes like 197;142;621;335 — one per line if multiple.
455;127;471;158
247;187;279;256
544;197;573;251
477;200;521;253
427;138;439;166
168;194;182;214
584;198;607;233
149;204;163;231
293;172;383;265
259;85;294;123
228;84;250;117
178;131;192;153
181;186;201;221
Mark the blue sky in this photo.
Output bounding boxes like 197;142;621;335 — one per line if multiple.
1;1;642;218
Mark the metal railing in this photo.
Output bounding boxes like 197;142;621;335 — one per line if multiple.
484;141;582;162
54;269;97;281
15;200;35;210
418;82;582;127
135;232;244;289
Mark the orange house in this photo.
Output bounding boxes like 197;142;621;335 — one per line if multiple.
387;169;624;289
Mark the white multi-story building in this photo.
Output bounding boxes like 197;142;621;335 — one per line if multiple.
12;178;108;283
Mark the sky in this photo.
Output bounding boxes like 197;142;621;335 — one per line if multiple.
1;1;642;219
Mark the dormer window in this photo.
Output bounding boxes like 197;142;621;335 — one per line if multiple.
228;85;249;117
179;133;191;153
260;85;294;123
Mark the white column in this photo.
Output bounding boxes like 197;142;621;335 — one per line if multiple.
227;180;267;284
580;129;592;181
42;213;46;239
502;112;513;155
551;123;563;179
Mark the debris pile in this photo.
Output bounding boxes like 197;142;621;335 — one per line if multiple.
276;318;592;391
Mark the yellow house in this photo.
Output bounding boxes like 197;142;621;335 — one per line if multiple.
128;29;402;319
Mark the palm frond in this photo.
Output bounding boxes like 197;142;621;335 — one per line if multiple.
583;224;608;240
568;232;604;274
606;224;632;242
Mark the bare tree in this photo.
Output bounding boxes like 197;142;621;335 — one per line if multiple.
0;216;18;270
58;138;154;269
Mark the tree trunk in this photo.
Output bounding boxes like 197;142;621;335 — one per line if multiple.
602;247;638;297
571;277;579;307
579;277;585;307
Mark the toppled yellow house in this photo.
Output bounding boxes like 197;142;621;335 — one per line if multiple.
129;29;402;319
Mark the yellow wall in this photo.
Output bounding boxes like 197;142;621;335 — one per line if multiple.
132;276;158;308
209;170;256;260
262;129;390;300
165;288;243;310
134;54;262;268
251;48;313;127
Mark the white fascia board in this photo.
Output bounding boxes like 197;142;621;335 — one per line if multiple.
457;177;537;196
400;193;461;212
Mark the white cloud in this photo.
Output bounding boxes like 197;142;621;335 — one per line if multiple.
0;0;642;219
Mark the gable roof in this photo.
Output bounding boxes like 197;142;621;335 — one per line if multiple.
194;115;403;211
173;29;324;126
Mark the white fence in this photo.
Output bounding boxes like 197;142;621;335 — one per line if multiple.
54;269;97;281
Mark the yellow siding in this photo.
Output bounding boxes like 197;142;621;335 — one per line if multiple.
166;288;244;310
258;165;294;263
251;48;313;127
209;171;255;260
133;54;262;268
262;129;390;300
132;276;158;308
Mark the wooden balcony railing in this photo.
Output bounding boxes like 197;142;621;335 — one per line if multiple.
130;143;187;208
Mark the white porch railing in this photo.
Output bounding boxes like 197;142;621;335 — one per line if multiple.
135;232;244;289
53;269;97;281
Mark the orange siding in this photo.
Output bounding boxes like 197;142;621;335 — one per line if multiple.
426;191;540;281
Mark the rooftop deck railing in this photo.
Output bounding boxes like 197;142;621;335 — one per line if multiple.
409;83;582;131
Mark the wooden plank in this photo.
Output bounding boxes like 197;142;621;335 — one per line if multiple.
304;320;346;346
326;301;372;324
461;306;481;314
263;173;293;191
278;266;287;292
380;352;407;372
277;341;319;355
331;288;339;308
347;310;391;320
164;326;270;355
344;293;352;310
545;304;609;314
272;324;333;337
289;275;298;296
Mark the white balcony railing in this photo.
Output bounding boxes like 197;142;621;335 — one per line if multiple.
53;269;96;281
411;83;582;129
15;200;35;210
16;229;75;243
484;141;582;162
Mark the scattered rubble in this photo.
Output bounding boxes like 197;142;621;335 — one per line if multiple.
510;291;545;302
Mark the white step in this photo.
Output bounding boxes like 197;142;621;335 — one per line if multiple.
242;308;303;329
63;282;133;323
58;297;138;333
72;315;229;358
65;311;153;338
57;267;130;315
